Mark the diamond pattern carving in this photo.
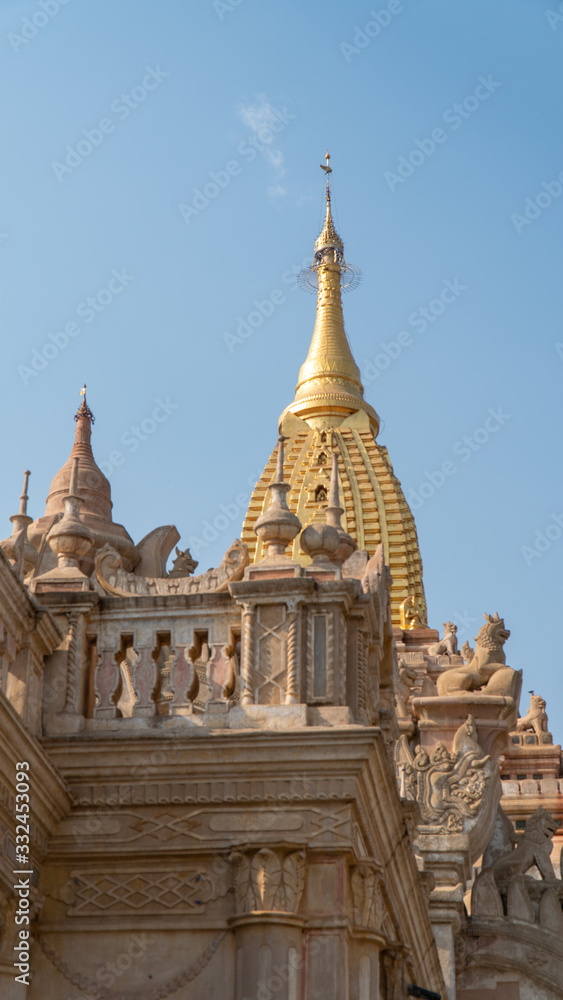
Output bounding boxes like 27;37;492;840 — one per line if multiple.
68;866;227;914
128;812;201;842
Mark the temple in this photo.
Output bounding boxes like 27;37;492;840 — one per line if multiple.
242;153;426;628
0;158;561;1000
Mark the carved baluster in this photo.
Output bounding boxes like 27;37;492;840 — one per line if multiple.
241;603;255;705
207;644;236;702
169;646;199;715
93;650;122;719
285;606;300;705
131;647;160;717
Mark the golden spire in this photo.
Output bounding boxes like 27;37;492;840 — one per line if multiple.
281;153;379;435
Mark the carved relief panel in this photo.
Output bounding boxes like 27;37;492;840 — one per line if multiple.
253;604;290;705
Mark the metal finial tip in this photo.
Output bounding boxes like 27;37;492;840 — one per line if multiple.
24;470;31;477
75;386;95;424
320;151;332;176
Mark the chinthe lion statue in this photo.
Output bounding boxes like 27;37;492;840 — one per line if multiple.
516;693;549;737
428;622;458;657
436;612;520;698
493;806;560;890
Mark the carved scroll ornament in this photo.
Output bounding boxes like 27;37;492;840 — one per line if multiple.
395;715;492;832
95;539;249;597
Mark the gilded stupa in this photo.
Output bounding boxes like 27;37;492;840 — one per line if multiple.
242;154;427;626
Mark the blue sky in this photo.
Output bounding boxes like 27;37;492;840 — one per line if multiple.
1;0;562;739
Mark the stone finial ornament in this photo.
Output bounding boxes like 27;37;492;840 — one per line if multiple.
254;435;301;561
0;470;38;578
300;451;355;566
28;387;140;575
46;458;93;572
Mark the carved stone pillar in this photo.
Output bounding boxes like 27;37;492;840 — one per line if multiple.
348;861;388;999
284;600;301;704
0;616;16;696
6;639;43;736
240;603;255;705
229;845;306;1000
63;610;85;714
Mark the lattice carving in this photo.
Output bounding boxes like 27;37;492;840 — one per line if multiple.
60;867;228;914
254;604;289;705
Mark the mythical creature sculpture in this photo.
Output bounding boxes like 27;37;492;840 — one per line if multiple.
461;640;474;663
428;622;459;657
169;546;198;578
95;539;248;597
516;693;549;737
436;613;519;698
395;715;491;831
472;806;563;929
395;662;417;718
493;806;560;890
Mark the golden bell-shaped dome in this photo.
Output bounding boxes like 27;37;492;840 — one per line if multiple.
242;157;427;627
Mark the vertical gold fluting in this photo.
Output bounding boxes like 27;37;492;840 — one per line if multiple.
241;604;255;705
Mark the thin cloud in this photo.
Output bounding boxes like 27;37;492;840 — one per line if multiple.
237;95;288;189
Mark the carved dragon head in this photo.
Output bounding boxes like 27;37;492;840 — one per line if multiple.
524;806;558;845
474;612;510;650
